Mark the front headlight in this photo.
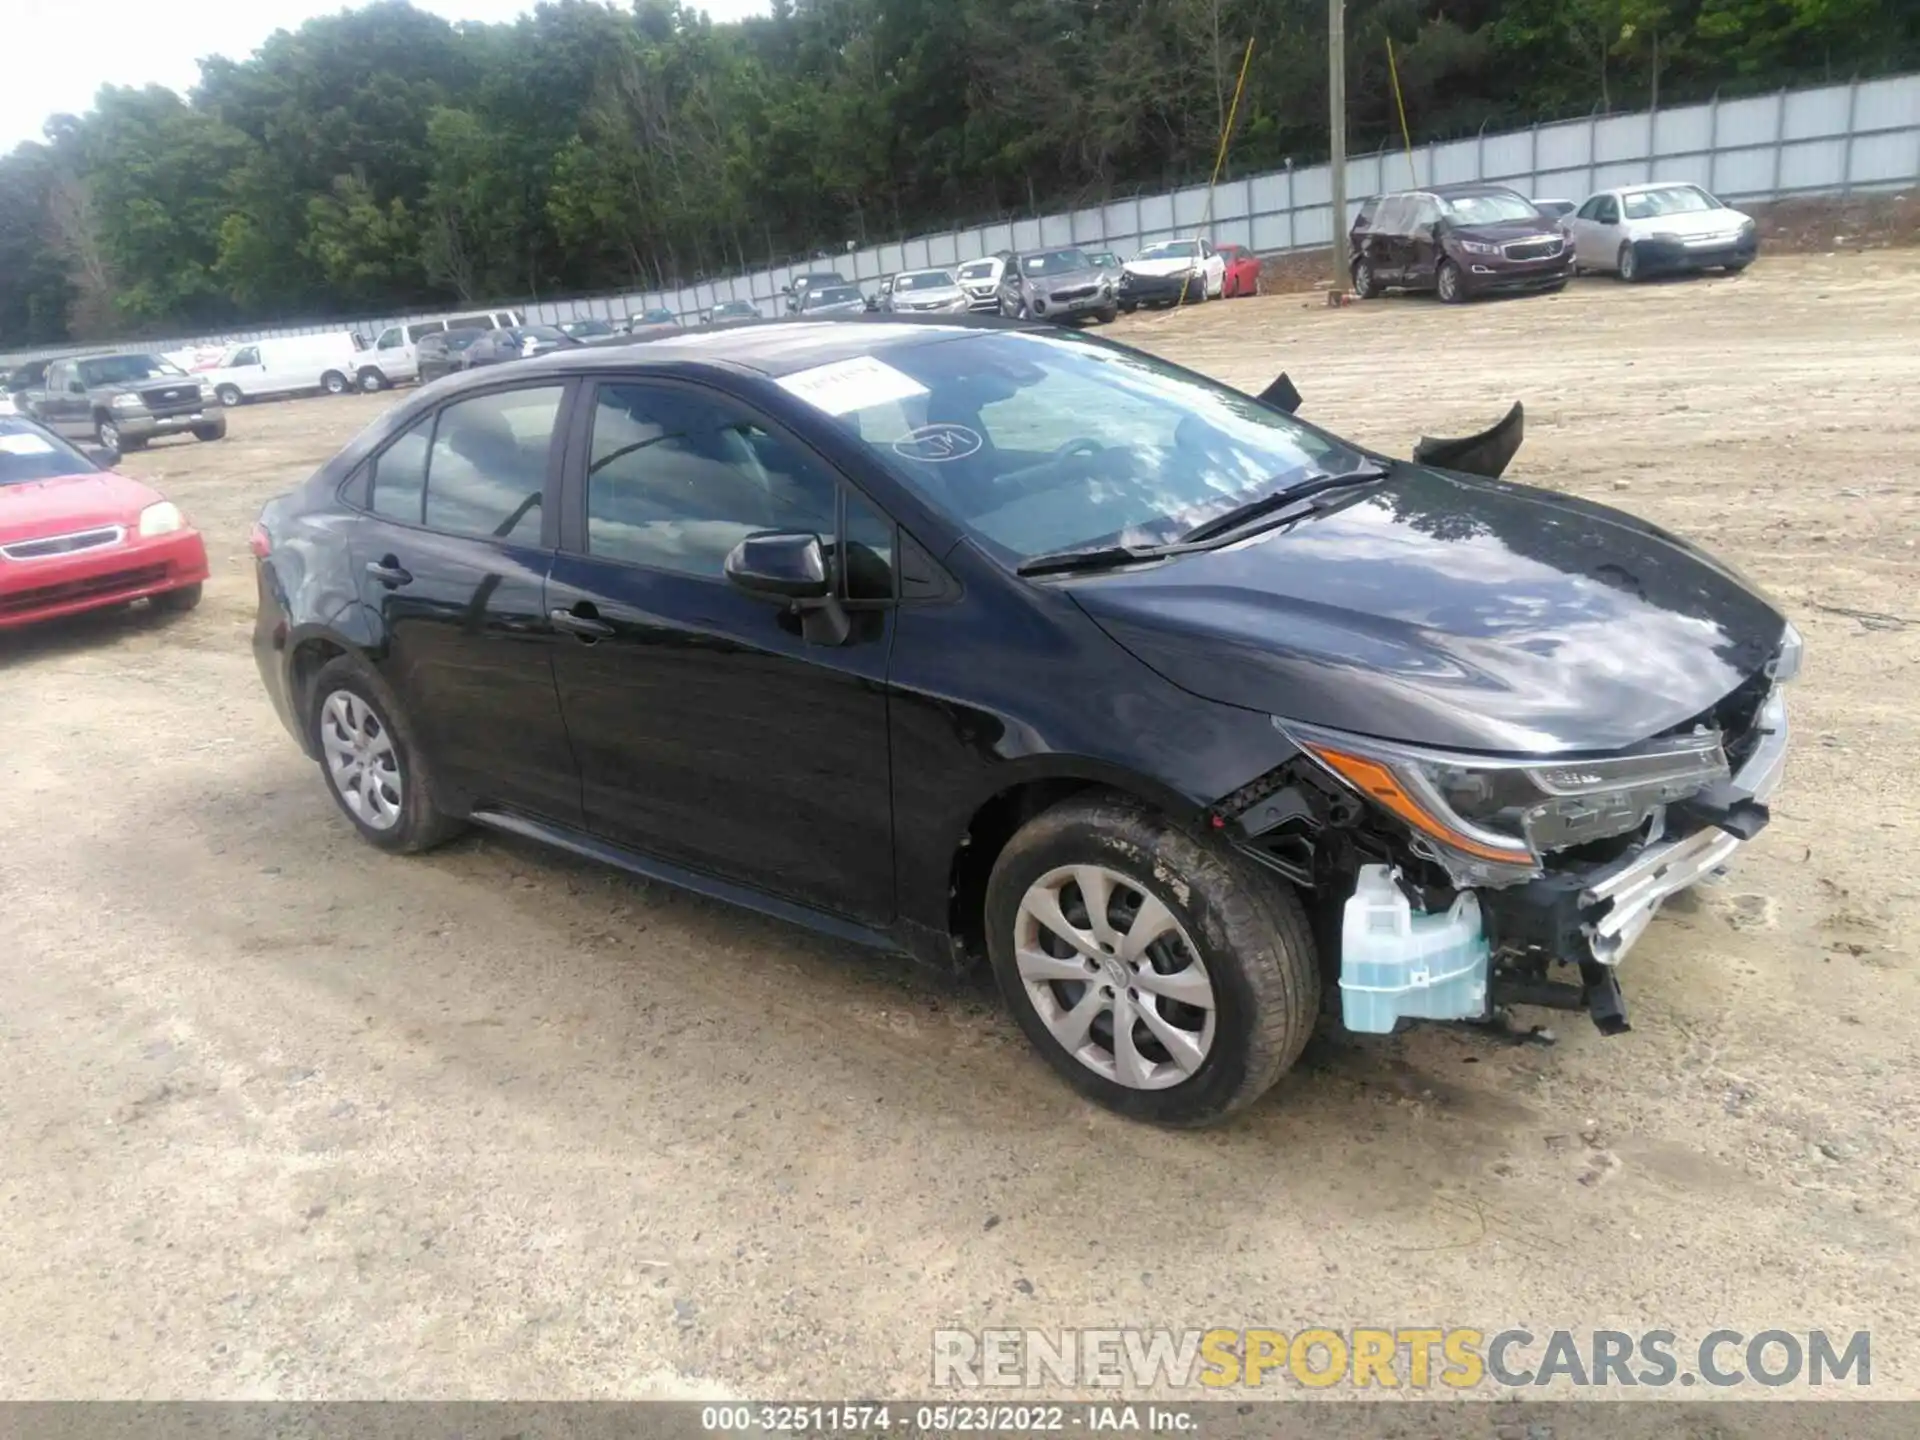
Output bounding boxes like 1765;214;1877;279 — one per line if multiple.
1279;719;1731;878
199;382;216;401
137;501;185;537
111;393;144;411
1458;240;1500;256
1769;621;1803;684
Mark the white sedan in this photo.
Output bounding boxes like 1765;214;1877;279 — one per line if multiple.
1566;183;1758;282
1118;238;1228;308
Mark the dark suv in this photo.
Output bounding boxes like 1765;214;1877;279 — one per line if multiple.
1350;184;1572;304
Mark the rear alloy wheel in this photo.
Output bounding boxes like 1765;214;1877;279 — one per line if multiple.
985;794;1319;1126
321;370;349;396
1618;242;1641;283
1437;259;1467;304
1352;259;1377;299
215;384;244;408
356;368;388;394
309;657;462;854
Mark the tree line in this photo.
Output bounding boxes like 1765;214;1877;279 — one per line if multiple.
2;0;1913;346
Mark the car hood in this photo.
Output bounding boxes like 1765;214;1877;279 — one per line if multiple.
1031;268;1104;292
1065;465;1787;756
0;470;164;544
1623;206;1750;239
1126;255;1207;277
892;286;968;308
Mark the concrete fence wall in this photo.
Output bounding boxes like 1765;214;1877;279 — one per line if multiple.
6;72;1917;368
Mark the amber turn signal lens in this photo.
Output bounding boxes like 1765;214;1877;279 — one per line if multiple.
1306;744;1533;864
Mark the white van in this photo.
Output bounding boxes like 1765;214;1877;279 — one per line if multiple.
366;309;524;389
203;333;365;406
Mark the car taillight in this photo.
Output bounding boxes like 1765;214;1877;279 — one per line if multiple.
249;522;271;558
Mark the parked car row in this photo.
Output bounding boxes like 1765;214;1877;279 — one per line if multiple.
1349;180;1757;304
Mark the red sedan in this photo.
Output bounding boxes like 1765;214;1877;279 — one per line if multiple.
1217;244;1262;297
0;416;208;630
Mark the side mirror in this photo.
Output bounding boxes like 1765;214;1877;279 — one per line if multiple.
82;442;119;468
724;531;831;600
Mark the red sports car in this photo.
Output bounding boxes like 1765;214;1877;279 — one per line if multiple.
0;416;208;630
1217;244;1262;297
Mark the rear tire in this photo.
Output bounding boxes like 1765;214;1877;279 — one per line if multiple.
356;368;388;393
984;794;1320;1127
215;384;244;408
1352;259;1377;299
308;657;464;855
321;370;349;396
151;582;202;614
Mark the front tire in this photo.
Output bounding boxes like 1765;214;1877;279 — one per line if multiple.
1618;242;1641;282
321;370;349;395
215;384;244;408
1352;259;1377;299
192;424;224;442
1437;259;1467;304
151;582;202;614
1094;304;1119;325
984;794;1320;1126
308;657;463;854
356;367;388;393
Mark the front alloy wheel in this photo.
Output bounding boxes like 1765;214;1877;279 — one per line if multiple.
1618;242;1641;282
1437;259;1466;303
1352;260;1376;299
96;417;120;451
1014;865;1217;1090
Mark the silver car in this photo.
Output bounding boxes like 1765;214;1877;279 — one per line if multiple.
998;248;1119;324
882;268;971;315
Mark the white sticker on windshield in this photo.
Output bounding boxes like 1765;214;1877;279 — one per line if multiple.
777;355;928;416
0;433;55;456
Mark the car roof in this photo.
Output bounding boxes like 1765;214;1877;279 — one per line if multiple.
432;317;1034;389
1610;181;1706;195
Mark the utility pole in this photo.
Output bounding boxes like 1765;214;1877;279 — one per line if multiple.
1328;0;1347;293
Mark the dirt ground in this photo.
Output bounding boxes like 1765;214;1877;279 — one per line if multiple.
2;252;1916;1404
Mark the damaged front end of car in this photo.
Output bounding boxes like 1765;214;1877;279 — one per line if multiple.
1219;623;1799;1039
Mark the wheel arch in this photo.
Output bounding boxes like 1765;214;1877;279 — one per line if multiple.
942;762;1206;969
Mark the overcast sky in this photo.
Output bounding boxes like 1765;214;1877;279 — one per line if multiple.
5;0;771;150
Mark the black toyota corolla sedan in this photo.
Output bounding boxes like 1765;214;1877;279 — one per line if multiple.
251;317;1796;1126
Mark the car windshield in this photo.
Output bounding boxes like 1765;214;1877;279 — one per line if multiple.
957;261;997;281
714;302;755;317
446;330;484;351
1138;241;1198;260
809;287;864;306
77;355;185;386
1087;252;1120;267
1023;250;1089;276
894;271;955;291
801;330;1355;562
639;310;676;324
0;422;95;485
561;320;614;338
521;325;569;342
1439;191;1541;225
1623;185;1719;219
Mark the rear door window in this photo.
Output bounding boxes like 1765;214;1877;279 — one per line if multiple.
422;386;565;543
369;417;434;523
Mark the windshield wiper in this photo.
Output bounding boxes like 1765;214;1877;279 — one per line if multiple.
1016;543;1181;578
1177;462;1391;545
